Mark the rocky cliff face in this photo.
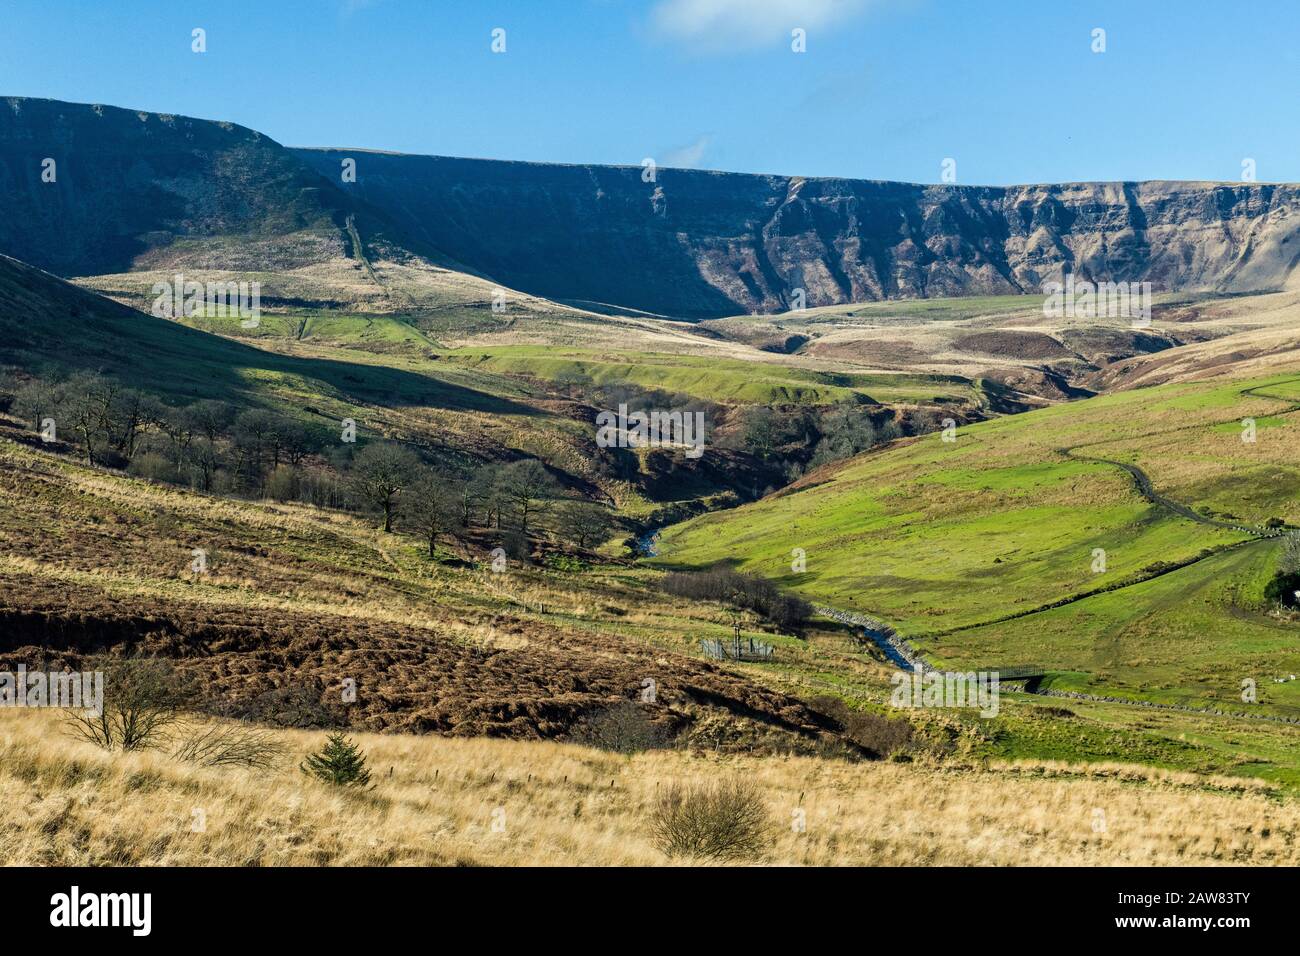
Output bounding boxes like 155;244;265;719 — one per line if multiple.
294;150;1300;318
0;97;414;277
2;97;1296;318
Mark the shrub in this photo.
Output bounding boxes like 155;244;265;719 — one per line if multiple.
543;552;588;573
127;451;175;483
1030;705;1077;719
65;655;189;752
301;732;373;788
264;464;301;502
172;721;286;770
811;696;914;757
651;779;770;862
661;565;812;633
501;529;530;562
572;701;669;754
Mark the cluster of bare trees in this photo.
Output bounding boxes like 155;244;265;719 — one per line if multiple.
3;371;615;557
7;371;328;498
725;403;903;471
13;372;160;468
661;565;812;633
348;443;613;557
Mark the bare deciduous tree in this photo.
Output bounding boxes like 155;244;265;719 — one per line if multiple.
494;459;557;537
12;378;61;433
65;655;189;752
349;441;421;532
554;500;612;551
401;472;455;556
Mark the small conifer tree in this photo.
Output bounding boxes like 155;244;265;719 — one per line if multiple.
300;732;373;787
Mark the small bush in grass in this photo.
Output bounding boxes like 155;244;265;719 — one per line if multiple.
127;452;176;483
811;696;914;757
301;732;373;788
173;721;286;770
651;779;770;862
65;655;189;752
572;701;670;755
543;552;588;573
264;464;301;502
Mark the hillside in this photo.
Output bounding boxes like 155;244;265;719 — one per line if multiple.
700;289;1300;401
0;97;422;277
294;147;1300;318
0;252;535;419
11;417;1300;787
656;369;1300;716
0;431;848;748
2;705;1293;866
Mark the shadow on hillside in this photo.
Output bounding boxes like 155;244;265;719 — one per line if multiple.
0;281;536;416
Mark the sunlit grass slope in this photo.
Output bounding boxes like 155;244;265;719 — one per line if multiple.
656;372;1300;706
446;346;977;406
2;706;1296;866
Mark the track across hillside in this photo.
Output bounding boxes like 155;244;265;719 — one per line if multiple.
656;376;1300;722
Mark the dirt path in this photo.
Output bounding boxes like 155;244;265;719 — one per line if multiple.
344;213;414;311
1060;447;1281;536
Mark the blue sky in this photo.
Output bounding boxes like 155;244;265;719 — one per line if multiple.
2;0;1296;184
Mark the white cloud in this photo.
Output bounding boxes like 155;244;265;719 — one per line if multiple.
662;135;713;169
651;0;868;50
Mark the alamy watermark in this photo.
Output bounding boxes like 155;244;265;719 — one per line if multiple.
890;665;1000;717
151;272;262;329
595;404;706;459
0;665;103;716
50;886;151;936
1043;274;1151;327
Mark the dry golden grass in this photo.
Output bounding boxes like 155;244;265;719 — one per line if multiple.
1;707;1295;867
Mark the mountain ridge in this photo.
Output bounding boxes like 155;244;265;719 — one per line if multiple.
2;96;1298;320
295;146;1300;318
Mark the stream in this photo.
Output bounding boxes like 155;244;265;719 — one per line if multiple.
633;527;662;558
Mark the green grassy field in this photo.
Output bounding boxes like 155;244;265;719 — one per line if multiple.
445;346;978;405
179;308;441;350
655;371;1300;716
